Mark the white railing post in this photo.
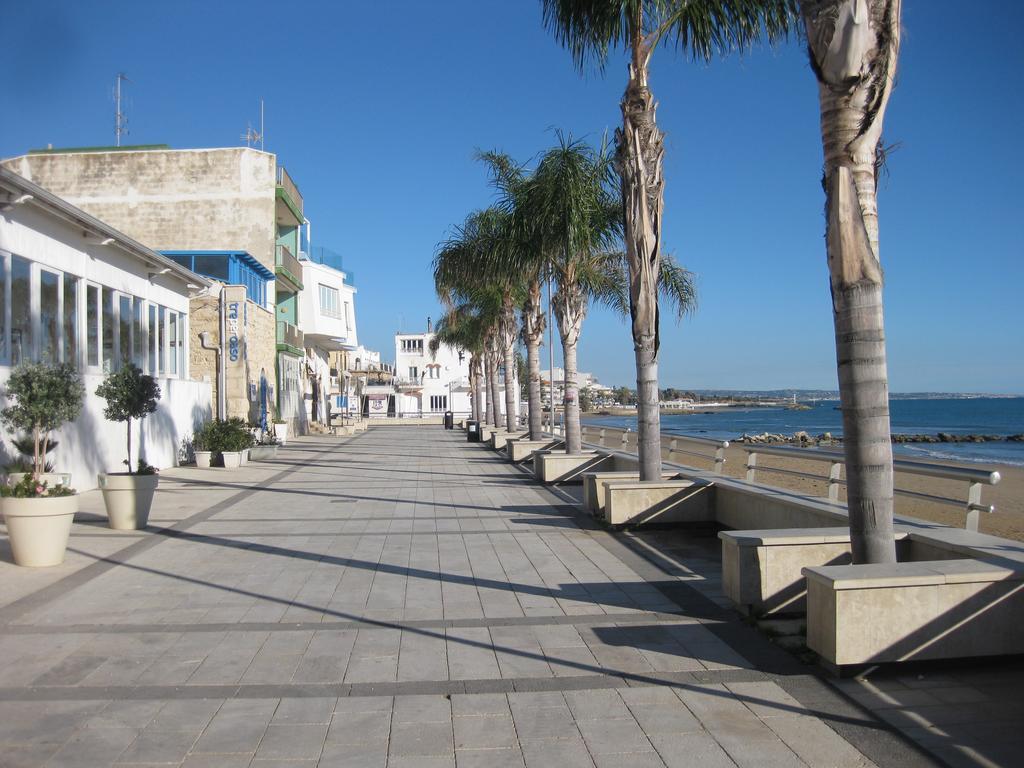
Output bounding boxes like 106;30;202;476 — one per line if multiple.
966;481;983;532
713;445;726;475
745;451;758;483
828;461;842;503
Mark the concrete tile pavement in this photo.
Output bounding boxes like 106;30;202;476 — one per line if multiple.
0;425;993;766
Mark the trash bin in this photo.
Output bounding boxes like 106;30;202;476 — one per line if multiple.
466;420;481;442
444;411;454;430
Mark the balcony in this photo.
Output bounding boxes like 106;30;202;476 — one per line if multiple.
275;244;304;291
276;320;304;356
276;165;303;223
309;246;356;287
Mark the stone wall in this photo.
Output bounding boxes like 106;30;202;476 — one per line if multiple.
2;147;278;271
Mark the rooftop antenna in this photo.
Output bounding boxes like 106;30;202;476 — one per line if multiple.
114;73;130;147
241;98;266;149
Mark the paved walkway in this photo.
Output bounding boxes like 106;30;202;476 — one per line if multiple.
0;426;1006;767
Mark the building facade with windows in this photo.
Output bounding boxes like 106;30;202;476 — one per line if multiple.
391;330;494;418
0;168;211;488
1;146;308;432
298;248;357;426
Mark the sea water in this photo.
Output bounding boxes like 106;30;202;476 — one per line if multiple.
582;397;1024;467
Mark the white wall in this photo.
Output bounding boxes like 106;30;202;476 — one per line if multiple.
298;260;357;347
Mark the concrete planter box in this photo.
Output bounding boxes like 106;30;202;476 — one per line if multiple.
274;422;288;445
582;470;678;515
195;451;213;468
507;439;563;463
603;479;713;527
491;431;527;450
533;450;615;484
249;445;279;461
97;472;159;530
0;494;78;567
803;559;1024;669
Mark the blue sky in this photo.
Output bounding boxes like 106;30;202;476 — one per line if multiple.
3;1;1021;393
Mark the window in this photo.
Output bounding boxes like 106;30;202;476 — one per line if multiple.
40;269;59;364
319;284;341;318
87;284;100;367
154;306;165;376
102;288;115;372
176;312;186;375
63;276;78;366
408;366;418;381
10;256;31;365
164;251;269;307
192;255;230;281
168;312;179;376
132;299;145;368
429;395;447;411
119;295;132;366
148;304;157;375
344;301;351;331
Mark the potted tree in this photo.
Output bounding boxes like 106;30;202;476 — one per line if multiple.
0;362;85;567
192;421;214;468
216;418;251;469
95;363;161;530
273;406;288;445
5;434;70;488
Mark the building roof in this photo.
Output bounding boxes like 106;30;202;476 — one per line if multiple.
0;167;210;290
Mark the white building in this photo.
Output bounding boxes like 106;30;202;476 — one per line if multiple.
298;248;358;425
392;331;472;417
0;168;212;489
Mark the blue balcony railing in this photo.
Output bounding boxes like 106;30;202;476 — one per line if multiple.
309;246;356;286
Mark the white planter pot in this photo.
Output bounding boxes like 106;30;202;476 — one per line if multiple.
0;494;78;567
274;422;288;445
195;451;212;469
240;449;250;466
97;473;159;530
220;451;242;469
7;472;72;489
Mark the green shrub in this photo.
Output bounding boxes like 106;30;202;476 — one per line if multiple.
1;362;85;479
191;418;254;455
95;363;161;475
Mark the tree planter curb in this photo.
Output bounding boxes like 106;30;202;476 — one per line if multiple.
0;494;78;566
97;473;159;530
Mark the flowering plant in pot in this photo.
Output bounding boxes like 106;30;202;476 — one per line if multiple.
95;363;161;530
0;362;84;566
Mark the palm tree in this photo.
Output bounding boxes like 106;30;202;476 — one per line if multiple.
430;305;486;422
477;150;549;440
542;0;795;480
800;0;901;565
526;136;628;455
434;208;522;431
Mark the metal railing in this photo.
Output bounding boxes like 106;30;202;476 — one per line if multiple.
276;166;303;213
578;424;730;474
742;444;1002;532
275;244;303;286
276;320;304;350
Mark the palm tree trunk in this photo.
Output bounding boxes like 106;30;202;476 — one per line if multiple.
483;354;495;425
503;343;517;432
617;54;665;482
522;278;545;440
802;0;901;564
561;333;582;454
488;345;503;428
472;354;484;423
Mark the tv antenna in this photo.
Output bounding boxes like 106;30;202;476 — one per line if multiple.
113;73;130;146
241;98;265;150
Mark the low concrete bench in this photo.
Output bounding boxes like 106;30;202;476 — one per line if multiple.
804;559;1024;669
719;527;913;616
491;431;527;450
604;479;713;527
533;450;617;484
507;439;563;463
582;470;678;516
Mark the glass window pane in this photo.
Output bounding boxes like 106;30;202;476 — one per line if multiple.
119;295;132;366
193;255;230;281
156;306;165;376
133;300;145;368
102;288;114;372
63;276;78;366
168;312;178;376
0;255;6;361
178;312;186;376
40;270;59;364
148;304;157;375
87;285;99;366
10;256;32;365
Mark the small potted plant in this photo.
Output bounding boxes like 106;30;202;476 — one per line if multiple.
0;362;84;566
192;422;214;468
215;418;251;469
273;406;288;445
95;363;161;530
249;430;280;461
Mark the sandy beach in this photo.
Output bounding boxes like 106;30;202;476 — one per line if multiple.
580;424;1024;542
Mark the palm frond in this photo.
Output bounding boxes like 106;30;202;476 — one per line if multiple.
657;253;697;320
